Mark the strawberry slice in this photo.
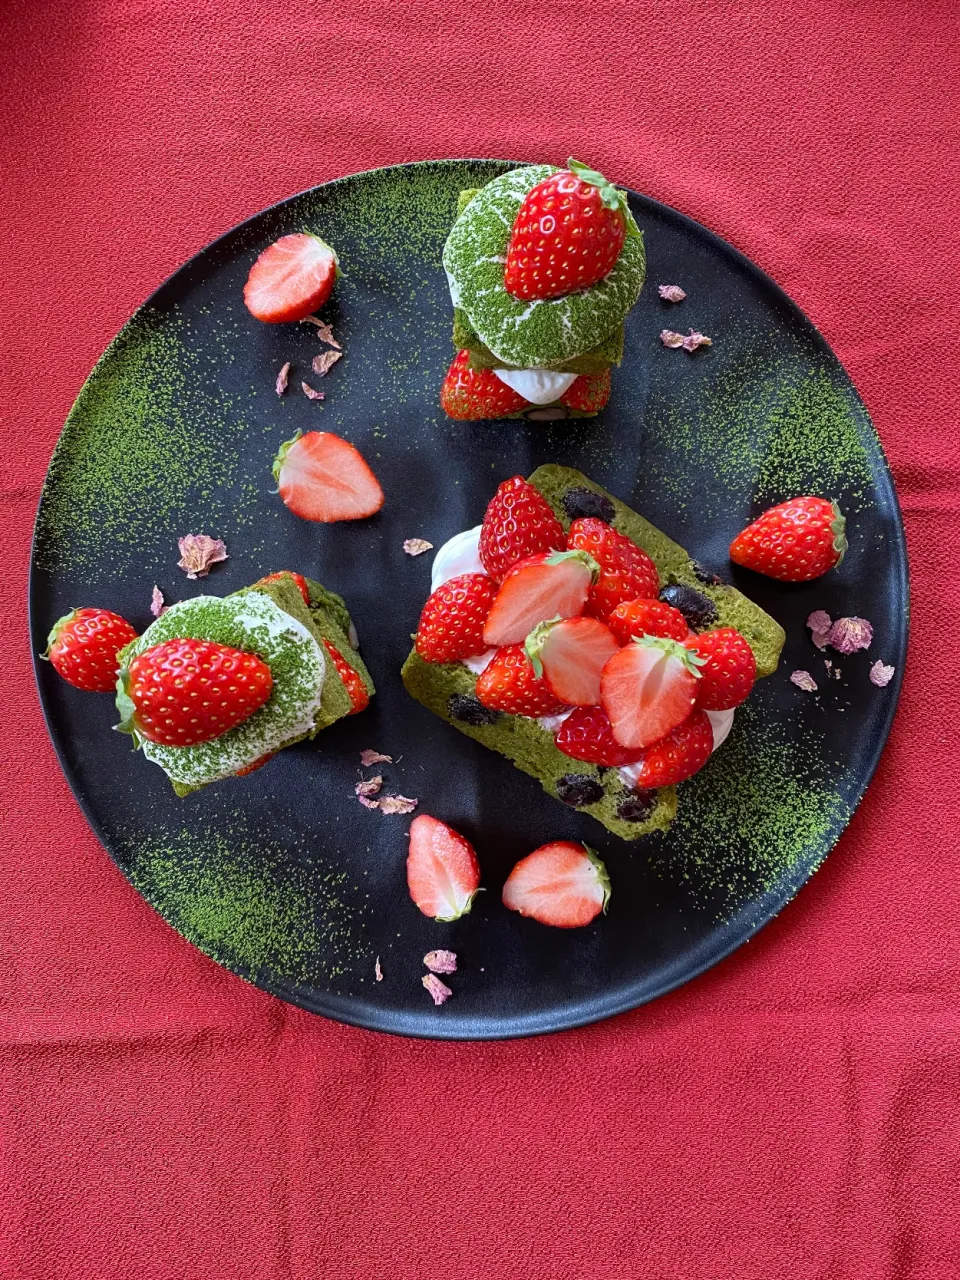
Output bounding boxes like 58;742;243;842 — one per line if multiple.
554;705;644;767
243;233;339;323
502;840;611;928
525;615;619;706
407;815;481;922
600;635;703;750
272;430;384;522
482;550;598;647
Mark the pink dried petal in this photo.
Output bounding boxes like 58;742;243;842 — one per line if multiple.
177;534;228;579
150;585;167;618
834;667;842;680
790;669;818;692
378;794;418;815
301;381;325;401
299;317;341;349
422;974;452;1006
827;616;873;655
375;956;383;982
275;361;291;396
355;776;382;798
360;749;392;766
807;609;832;650
403;538;433;556
356;794;380;810
681;330;713;352
312;349;342;377
658;284;687;302
870;660;895;687
660;329;685;348
423;950;457;975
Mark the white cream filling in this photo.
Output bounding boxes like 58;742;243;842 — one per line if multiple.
492;368;578;405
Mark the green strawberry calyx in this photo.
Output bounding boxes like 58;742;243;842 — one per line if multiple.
567;158;639;237
271;429;302;486
544;548;601;584
523;615;563;679
633;633;706;677
114;660;145;749
830;500;848;566
40;608;80;661
582;844;612;913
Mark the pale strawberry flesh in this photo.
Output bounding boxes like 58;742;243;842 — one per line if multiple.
527;616;618;706
275;431;384;523
600;637;700;750
482;551;595;647
502;841;610;928
406;815;481;922
243;233;338;323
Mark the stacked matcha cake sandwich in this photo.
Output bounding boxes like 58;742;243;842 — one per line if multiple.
439;162;646;422
115;572;373;795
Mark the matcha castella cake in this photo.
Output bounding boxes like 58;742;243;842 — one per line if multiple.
440;162;646;422
402;468;785;841
115;572;373;795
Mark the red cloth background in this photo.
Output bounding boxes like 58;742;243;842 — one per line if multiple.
3;3;959;1277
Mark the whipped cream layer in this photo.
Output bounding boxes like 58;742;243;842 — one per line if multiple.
492;368;578;405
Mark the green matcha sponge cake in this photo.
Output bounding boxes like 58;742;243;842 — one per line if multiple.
116;573;372;795
402;468;785;842
440;162;645;423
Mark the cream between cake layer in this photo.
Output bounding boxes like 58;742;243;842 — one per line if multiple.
491;368;578;405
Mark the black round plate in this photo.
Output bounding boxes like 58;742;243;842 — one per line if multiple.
30;161;907;1039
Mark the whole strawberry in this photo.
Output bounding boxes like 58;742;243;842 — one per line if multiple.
626;709;714;788
560;368;612;413
567;518;660;620
504;159;631;300
43;608;138;692
686;628;756;711
116;639;273;746
323;640;369;714
554;705;644;767
608;598;689;646
478;475;566;581
440;350;530;421
729;497;847;582
475;645;568;718
415;573;498;664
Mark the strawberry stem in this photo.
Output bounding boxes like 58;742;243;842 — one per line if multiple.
830;501;848;566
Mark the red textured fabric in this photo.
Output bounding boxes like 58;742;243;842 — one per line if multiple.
3;3;959;1277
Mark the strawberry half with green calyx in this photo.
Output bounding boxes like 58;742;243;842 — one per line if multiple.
567;518;660;621
482;550;599;648
729;497;847;582
525;615;619;706
440;350;530;420
407;814;481;922
622;709;714;788
503;159;636;301
608;597;689;646
415;572;498;665
475;644;568;718
272;430;384;522
322;640;369;714
600;634;704;750
43;607;138;693
478;474;566;582
115;638;273;748
560;368;611;413
554;705;644;767
502;840;611;928
685;627;756;711
254;571;311;605
243;233;340;323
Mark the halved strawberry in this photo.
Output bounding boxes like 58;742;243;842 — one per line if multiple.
525;615;618;706
407;814;481;922
440;350;530;420
554;705;644;767
478;475;566;581
600;635;703;750
567;518;660;620
255;571;311;605
559;368;611;413
323;640;369;714
243;233;339;323
623;710;714;787
482;550;598;647
415;573;498;665
608;598;689;646
272;430;384;523
502;840;611;928
475;645;568;718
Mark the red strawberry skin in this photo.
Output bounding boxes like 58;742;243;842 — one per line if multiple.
608;598;689;646
729;497;847;582
686;628;756;711
554;705;644;767
440;350;530;420
243;233;338;323
568;518;660;620
625;710;714;788
118;639;273;747
475;645;568;718
504;161;628;301
526;615;619;706
255;571;311;605
407;815;481;921
600;636;700;750
322;640;369;714
482;551;597;648
235;752;276;777
44;607;138;693
273;430;384;523
415;573;498;664
560;368;611;413
478;475;566;581
502;840;611;928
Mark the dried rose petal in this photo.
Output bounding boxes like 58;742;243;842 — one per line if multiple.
422;974;452;1006
276;361;290;396
790;669;818;692
301;381;325;401
424;950;457;975
870;660;895;687
375;957;383;982
403;538;433;557
356;794;380;810
827;616;873;655
360;749;392;766
660;329;685;348
300;317;341;349
378;794;418;815
682;330;713;352
312;349;342;377
658;284;687;302
150;585;167;618
177;534;228;580
355;776;382;798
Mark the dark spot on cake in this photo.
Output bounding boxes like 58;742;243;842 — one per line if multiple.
659;583;719;631
556;775;604;807
690;559;725;586
562;487;616;524
617;790;657;822
448;694;500;726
